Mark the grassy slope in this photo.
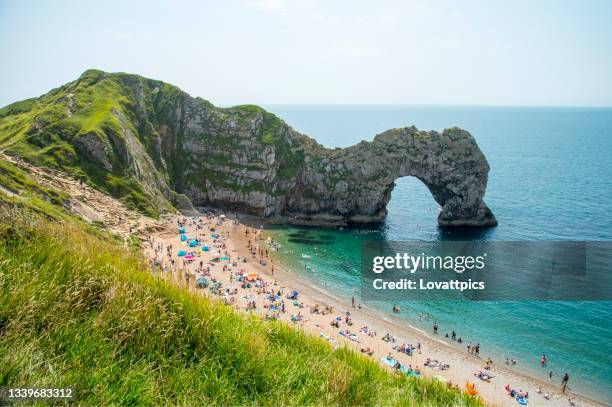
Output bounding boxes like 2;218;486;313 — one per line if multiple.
0;204;480;406
0;70;319;219
0;70;166;218
0;159;120;243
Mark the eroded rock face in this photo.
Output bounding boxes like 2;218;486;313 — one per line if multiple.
74;132;113;172
289;127;497;227
154;90;496;227
0;69;497;227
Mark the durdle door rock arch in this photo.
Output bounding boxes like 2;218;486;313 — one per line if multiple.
277;127;498;227
0;70;497;227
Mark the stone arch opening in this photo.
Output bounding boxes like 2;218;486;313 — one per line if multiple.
385;176;440;231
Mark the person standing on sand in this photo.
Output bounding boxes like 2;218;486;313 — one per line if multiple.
352;296;355;308
549;370;553;380
561;372;569;393
433;322;438;334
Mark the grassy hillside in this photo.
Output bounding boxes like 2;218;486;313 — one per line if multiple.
0;158;123;245
0;204;480;406
0;70;299;219
0;70;324;220
0;70;179;217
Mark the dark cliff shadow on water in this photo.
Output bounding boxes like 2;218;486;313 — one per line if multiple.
436;226;497;241
266;217;497;243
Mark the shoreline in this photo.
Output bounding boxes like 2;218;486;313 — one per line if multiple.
143;213;606;407
270;266;604;406
260;254;605;407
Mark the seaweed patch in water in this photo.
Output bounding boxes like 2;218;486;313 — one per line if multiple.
288;238;332;246
288;231;312;238
317;235;335;241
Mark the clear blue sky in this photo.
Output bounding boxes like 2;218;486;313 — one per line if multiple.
1;0;611;107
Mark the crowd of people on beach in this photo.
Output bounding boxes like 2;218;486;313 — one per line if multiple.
142;212;581;407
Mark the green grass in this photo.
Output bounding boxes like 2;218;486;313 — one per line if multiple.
0;160;124;243
0;160;67;206
0;70;167;218
0;206;481;406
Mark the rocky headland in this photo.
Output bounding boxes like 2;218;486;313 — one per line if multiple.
0;69;496;227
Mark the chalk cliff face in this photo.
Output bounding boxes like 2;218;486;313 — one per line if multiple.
0;69;496;226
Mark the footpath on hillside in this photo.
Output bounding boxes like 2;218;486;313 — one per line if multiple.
0;151;161;242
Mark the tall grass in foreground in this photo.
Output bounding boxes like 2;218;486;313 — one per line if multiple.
0;206;480;406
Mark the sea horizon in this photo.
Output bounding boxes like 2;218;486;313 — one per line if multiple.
226;103;612;110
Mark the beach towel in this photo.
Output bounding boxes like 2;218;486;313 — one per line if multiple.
380;356;397;367
400;365;412;376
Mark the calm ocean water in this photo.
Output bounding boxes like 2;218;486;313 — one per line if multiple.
261;105;612;403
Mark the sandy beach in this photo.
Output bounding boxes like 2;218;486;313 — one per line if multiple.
142;213;604;407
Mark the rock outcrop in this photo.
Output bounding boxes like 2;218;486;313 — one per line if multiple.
282;127;497;227
0;69;496;227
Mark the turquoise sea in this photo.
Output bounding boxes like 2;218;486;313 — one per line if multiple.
261;105;612;404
